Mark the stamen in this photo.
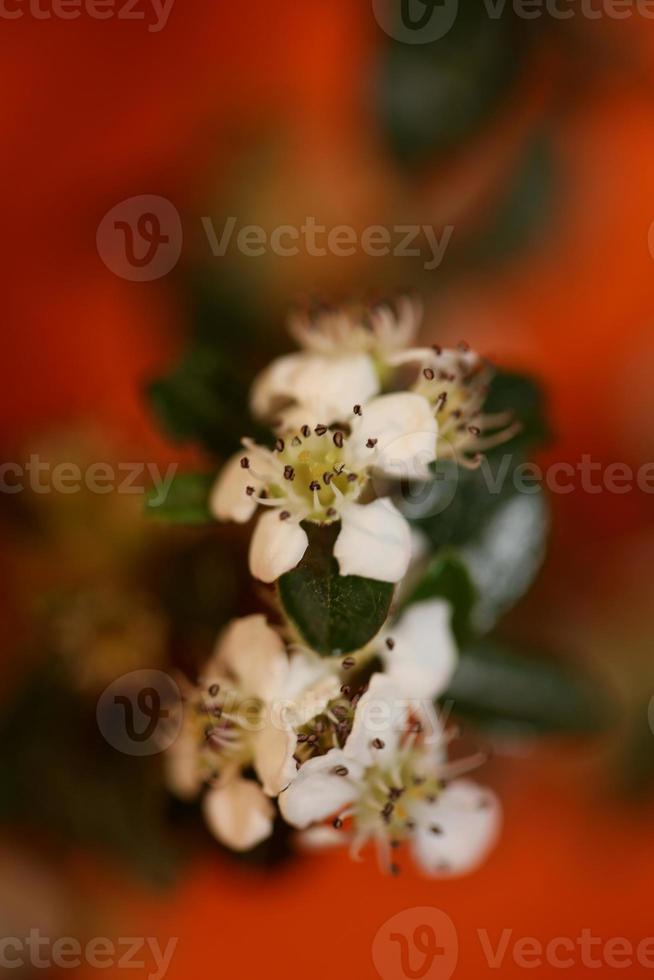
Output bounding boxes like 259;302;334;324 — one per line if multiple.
275;438;285;452
332;765;349;777
314;424;327;436
240;457;250;469
366;438;378;449
333;431;344;448
385;637;395;650
284;465;295;480
353;404;362;416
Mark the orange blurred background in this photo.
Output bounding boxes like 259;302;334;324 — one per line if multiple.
2;3;654;978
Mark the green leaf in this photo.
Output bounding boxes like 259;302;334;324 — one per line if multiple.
147;273;276;457
278;523;394;656
406;552;476;645
485;369;550;457
145;472;216;525
460;490;548;633
377;6;529;166
442;638;604;735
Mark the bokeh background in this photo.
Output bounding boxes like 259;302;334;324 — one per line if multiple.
2;2;654;978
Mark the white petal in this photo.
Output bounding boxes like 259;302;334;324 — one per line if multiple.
348;392;437;479
298;825;349;851
411;779;501;877
210;614;287;702
334;499;411;583
253;721;297;797
278;750;362;829
281;651;341;725
209;453;259;523
344;673;409;768
249;510;309;583
202;778;275;851
383;600;458;700
251;351;379;428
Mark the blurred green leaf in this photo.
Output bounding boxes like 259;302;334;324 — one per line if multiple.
147;272;276;457
461;490;548;633
145;472;216;525
464;136;555;262
442;638;603;735
485;369;550;458
378;6;528;165
278;523;394;656
406;551;476;645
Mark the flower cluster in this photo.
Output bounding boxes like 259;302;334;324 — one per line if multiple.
167;295;510;877
211;294;517;584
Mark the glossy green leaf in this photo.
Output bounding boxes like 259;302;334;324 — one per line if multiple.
278;523;394;656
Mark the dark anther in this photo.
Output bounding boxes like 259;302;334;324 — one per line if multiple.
430;825;443;835
366;438;378;449
208;683;220;697
423;368;435;381
284;465;295;480
353;404;362;416
279;511;291;521
333;765;349;777
382;801;394;820
301;424;311;438
275;438;285;452
347;473;358;482
240;457;250;469
333;817;343;829
326;507;337;517
468;426;481;436
297;732;309;743
246;486;255;496
314;424;327;436
372;738;385;750
342;657;356;669
333;431;344;448
432;344;442;355
385;637;395;650
323;472;332;485
309;480;321;491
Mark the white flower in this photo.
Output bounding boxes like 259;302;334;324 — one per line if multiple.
380;599;458;701
279;674;500;876
210;392;437;584
165;615;340;851
250;295;422;430
389;343;520;467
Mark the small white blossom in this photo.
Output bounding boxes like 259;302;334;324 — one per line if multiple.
250;295;422;430
389;343;520;467
279;675;500;876
210;392;437;584
165;615;340;851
